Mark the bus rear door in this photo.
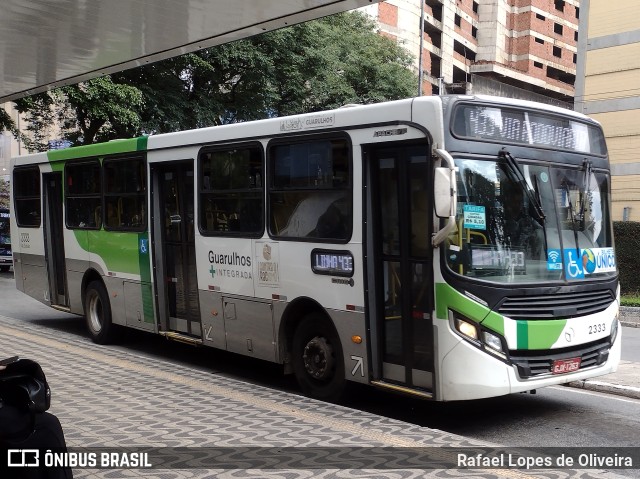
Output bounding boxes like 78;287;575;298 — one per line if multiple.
43;172;68;306
151;161;202;340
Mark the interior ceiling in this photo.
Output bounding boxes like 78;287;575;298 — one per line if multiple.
0;0;377;103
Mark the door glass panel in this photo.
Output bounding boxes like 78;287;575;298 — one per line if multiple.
411;262;432;370
164;172;182;242
379;157;400;256
383;260;402;363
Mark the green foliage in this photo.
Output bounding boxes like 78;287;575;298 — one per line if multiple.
14;92;57;152
620;295;640;307
59;77;143;145
613;221;640;295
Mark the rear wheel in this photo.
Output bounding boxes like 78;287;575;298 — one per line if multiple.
292;313;346;402
85;280;118;344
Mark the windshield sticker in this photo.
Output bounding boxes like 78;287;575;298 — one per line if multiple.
463;205;486;230
583;247;616;274
547;249;563;270
560;248;616;279
564;249;584;279
539;171;549;183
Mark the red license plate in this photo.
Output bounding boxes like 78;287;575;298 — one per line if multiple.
552;357;581;374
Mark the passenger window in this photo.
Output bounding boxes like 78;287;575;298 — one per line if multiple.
199;144;264;236
103;157;147;231
268;137;351;241
13;167;41;227
65;161;101;229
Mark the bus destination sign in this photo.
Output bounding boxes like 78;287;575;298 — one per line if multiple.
311;249;354;277
452;104;607;155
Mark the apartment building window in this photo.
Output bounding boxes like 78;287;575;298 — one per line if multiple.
534;61;543;69
535;37;544;45
574;31;578;41
454;14;461;27
554;23;563;35
472;26;477;38
473;1;478;14
573;53;577;64
554;0;565;13
536;13;545;21
576;7;580;19
553;46;562;58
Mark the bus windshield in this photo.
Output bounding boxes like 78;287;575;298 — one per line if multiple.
446;156;615;283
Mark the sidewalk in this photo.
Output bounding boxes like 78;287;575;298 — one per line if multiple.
0;313;634;479
566;309;640;400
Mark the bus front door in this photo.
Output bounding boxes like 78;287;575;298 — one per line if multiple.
43;172;68;307
366;142;434;394
152;162;201;338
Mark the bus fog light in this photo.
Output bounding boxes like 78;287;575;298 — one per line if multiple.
455;318;478;341
482;331;504;353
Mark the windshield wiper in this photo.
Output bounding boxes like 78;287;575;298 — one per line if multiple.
499;149;545;223
563;181;581;255
580;159;593;228
499;148;548;259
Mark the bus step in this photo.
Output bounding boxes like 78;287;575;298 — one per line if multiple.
370;380;433;399
160;331;203;346
51;304;72;313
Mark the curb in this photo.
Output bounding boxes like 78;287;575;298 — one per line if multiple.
619;306;640;328
566;379;640;400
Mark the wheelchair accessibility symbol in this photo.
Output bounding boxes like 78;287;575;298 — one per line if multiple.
563;249;584;279
140;239;148;255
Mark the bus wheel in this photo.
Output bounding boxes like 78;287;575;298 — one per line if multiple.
292;313;346;402
85;281;117;344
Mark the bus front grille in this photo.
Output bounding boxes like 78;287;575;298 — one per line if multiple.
498;289;615;320
509;337;611;379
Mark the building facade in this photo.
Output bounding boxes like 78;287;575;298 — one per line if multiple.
362;0;580;105
575;0;640;221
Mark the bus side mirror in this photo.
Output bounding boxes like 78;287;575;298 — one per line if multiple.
432;149;457;246
434;167;454;218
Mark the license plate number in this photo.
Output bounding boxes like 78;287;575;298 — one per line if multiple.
552;357;581;374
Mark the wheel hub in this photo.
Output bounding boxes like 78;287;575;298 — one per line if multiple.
302;336;335;380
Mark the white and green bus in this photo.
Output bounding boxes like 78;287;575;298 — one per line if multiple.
10;95;620;401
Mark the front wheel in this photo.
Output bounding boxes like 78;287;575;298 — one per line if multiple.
85;280;118;344
292;313;346;402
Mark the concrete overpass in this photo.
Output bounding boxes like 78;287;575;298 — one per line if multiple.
0;0;378;103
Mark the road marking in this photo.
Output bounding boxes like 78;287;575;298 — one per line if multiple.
551;385;640;404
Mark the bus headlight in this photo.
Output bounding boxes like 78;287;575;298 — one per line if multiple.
451;311;506;359
454;317;479;341
482;331;505;355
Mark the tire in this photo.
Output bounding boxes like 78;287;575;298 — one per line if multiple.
84;280;118;344
292;313;346;402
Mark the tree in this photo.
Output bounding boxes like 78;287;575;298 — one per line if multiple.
59;77;143;145
121;11;417;131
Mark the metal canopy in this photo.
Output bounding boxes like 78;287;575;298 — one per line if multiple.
0;0;377;103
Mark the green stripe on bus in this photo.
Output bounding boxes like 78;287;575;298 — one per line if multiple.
518;319;567;350
75;231;144;275
517;321;528;349
434;282;504;335
46;137;148;162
